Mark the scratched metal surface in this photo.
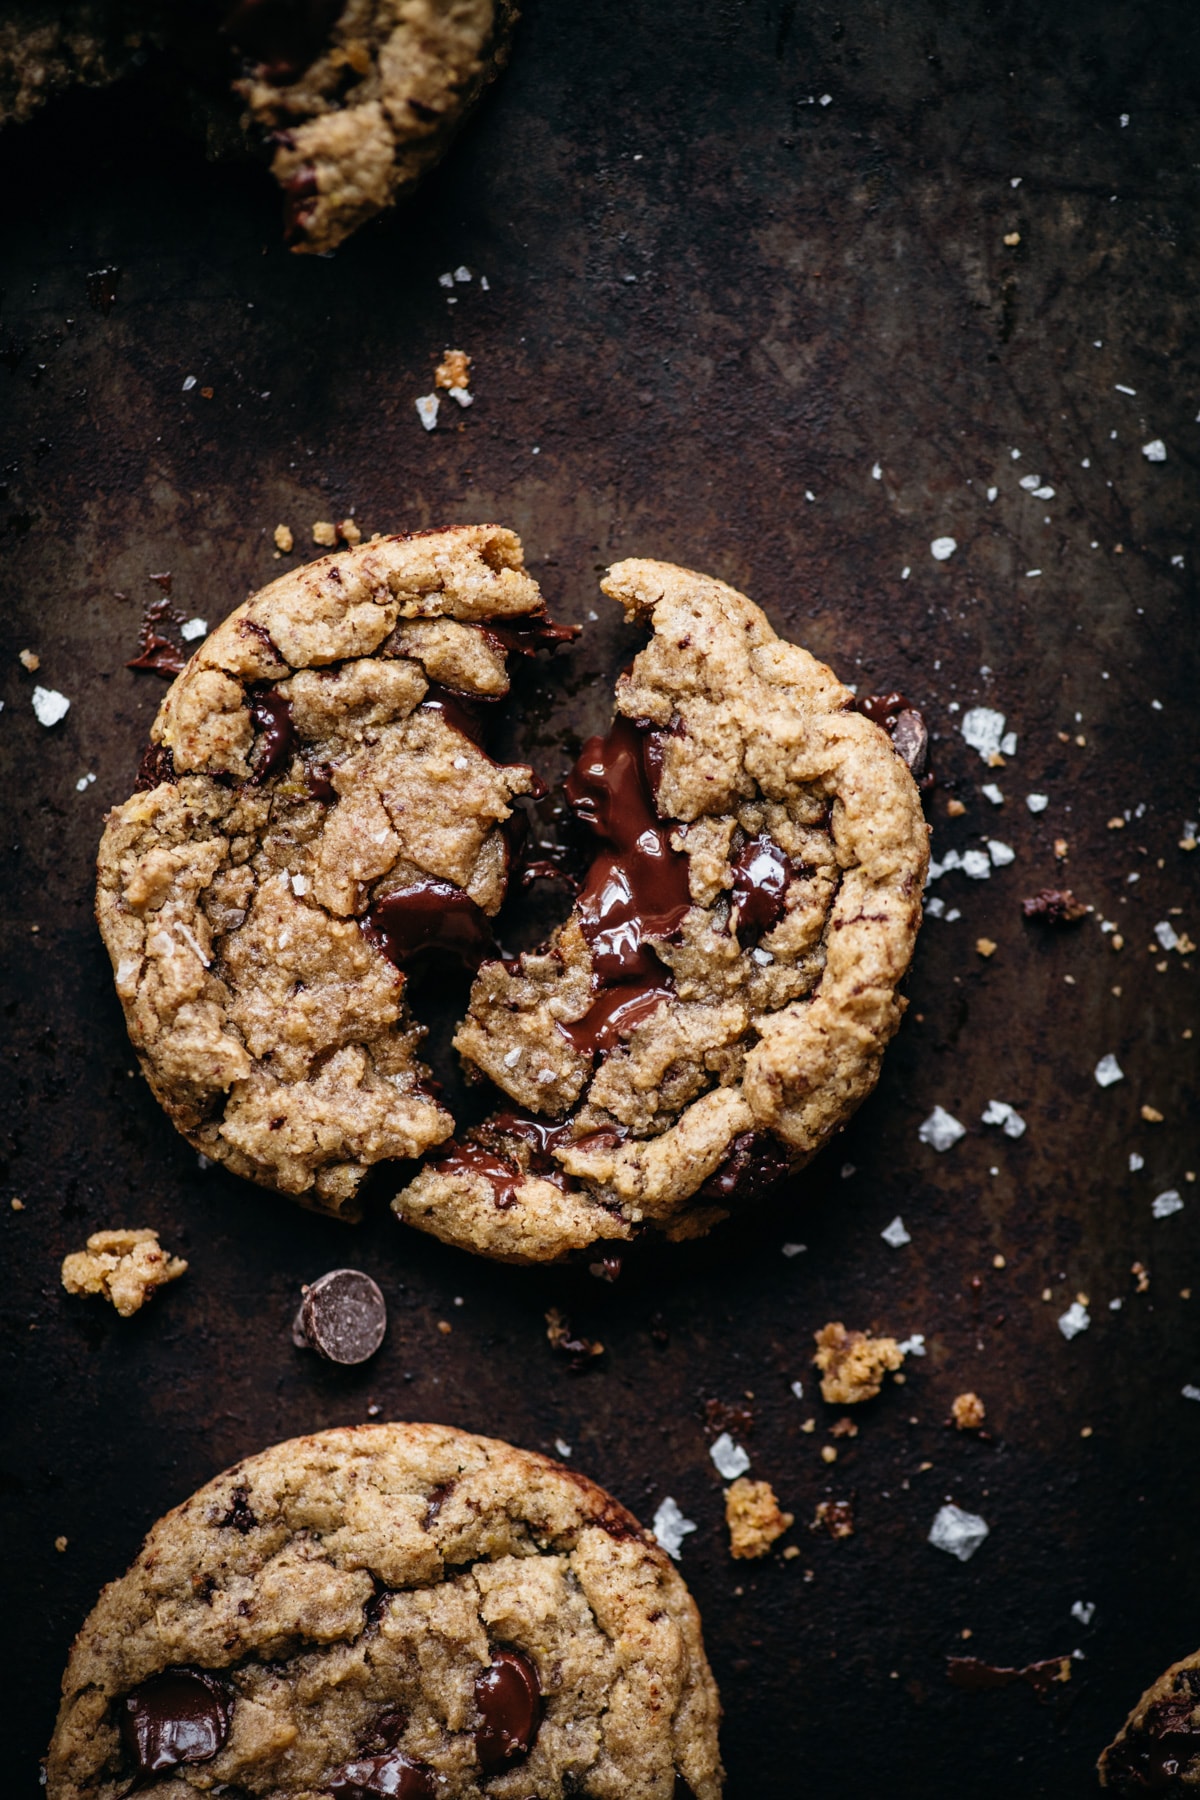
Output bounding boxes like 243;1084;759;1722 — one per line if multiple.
1;1;1198;1794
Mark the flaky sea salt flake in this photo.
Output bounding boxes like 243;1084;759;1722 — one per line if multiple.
1094;1054;1124;1088
1058;1300;1090;1340
961;706;1007;761
32;686;70;727
1153;1190;1184;1219
415;393;440;430
710;1433;751;1480
919;1106;966;1152
931;536;958;561
652;1496;697;1560
1142;439;1167;462
929;1503;989;1562
881;1216;912;1248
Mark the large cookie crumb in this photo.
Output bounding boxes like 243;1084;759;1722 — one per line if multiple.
60;1229;187;1317
814;1321;905;1404
725;1478;794;1559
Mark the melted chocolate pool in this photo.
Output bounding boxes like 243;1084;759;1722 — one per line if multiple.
363;883;496;972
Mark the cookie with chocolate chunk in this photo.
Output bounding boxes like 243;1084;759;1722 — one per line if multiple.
96;525;565;1218
231;0;518;254
46;1423;723;1800
395;556;929;1262
1100;1653;1200;1793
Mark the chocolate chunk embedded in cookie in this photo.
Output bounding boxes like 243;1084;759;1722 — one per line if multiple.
394;556;929;1262
96;526;560;1218
46;1423;724;1800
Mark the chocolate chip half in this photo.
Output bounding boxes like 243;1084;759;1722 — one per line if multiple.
324;1749;437;1799
475;1648;542;1773
118;1667;234;1777
292;1269;387;1365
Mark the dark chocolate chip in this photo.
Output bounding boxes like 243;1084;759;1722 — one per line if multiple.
293;1269;387;1365
474;1648;542;1773
698;1130;793;1202
430;1141;524;1209
118;1667;234;1777
217;1486;257;1534
324;1749;437;1799
134;742;176;792
730;834;791;942
853;690;931;781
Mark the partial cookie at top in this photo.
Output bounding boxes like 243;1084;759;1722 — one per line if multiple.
96;526;555;1218
46;1421;723;1800
396;557;929;1262
232;0;518;254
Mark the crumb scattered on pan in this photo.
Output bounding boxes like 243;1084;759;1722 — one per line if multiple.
546;1307;604;1369
311;520;338;547
436;348;472;390
725;1477;794;1558
952;1391;986;1431
811;1498;855;1539
18;648;40;671
815;1322;905;1404
60;1228;187;1317
274;523;294;552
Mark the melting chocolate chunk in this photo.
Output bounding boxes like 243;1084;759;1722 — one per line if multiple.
134;742;176;792
1104;1688;1200;1793
730;834;791;942
479;609;580;657
247;687;297;784
1021;887;1089;925
555;717;691;1053
119;1667;234;1777
217;1485;257;1533
419;683;488;746
947;1653;1072;1701
488;1112;578;1173
853;691;930;781
474;1649;542;1773
305;760;337;802
698;1130;794;1202
363;882;496;971
221;0;344;80
430;1141;524;1209
292;1269;387;1364
324;1749;437;1800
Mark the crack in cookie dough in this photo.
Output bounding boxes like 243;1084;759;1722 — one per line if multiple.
395;557;929;1262
46;1423;724;1800
97;526;558;1218
234;0;519;254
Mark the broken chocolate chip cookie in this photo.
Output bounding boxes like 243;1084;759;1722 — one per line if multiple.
394;556;929;1262
96;525;565;1218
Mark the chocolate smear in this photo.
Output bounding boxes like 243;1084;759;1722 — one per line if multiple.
363;882;496;972
1021;887;1089;925
247;687;297;784
479;609;580;657
430;1141;525;1209
545;1306;604;1371
324;1749;437;1800
1103;1681;1200;1794
853;690;930;782
119;1667;234;1777
474;1648;543;1773
292;1269;387;1365
947;1652;1073;1701
127;598;186;678
418;683;488;747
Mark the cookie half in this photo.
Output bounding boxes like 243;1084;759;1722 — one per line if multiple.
96;525;562;1218
395;557;929;1262
1100;1652;1200;1792
46;1422;723;1800
230;0;518;253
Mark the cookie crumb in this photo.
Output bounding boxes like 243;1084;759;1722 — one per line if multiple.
1054;838;1069;860
273;523;294;552
1021;887;1088;925
312;520;338;547
976;937;997;958
546;1307;604;1369
814;1321;905;1404
10;1197;24;1211
435;348;472;390
60;1228;187;1317
725;1477;794;1558
54;1535;68;1553
18;648;40;671
993;1253;1006;1268
1132;1261;1149;1292
338;518;362;547
811;1498;855;1539
946;798;967;817
952;1391;986;1431
829;1416;859;1438
820;1445;838;1464
1141;1105;1164;1123
782;1543;801;1560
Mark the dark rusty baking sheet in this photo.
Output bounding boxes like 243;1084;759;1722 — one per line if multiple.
2;1;1198;1793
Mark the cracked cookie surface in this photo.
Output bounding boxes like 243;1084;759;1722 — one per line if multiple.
1100;1652;1200;1793
234;0;518;254
46;1422;723;1800
395;557;928;1262
96;525;549;1218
